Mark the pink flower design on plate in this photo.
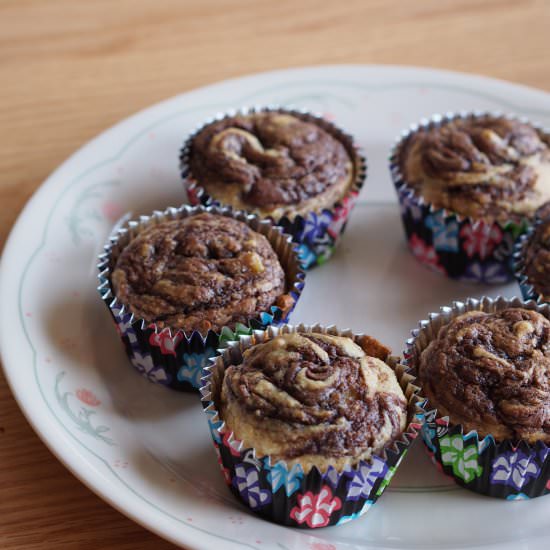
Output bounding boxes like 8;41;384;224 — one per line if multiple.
101;201;124;223
460;222;503;259
148;328;183;356
290;485;342;528
409;234;445;274
75;388;101;407
310;543;337;550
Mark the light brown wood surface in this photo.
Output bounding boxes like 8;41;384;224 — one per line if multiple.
1;1;549;548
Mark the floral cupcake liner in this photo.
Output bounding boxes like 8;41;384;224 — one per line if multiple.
97;204;305;392
200;324;425;528
389;112;546;283
513;218;548;304
180;106;367;269
405;296;549;499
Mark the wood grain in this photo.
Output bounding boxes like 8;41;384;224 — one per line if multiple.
1;1;549;548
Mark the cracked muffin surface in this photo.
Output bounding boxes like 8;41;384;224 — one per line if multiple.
418;307;550;443
111;213;289;333
188;112;355;219
220;332;407;472
399;116;550;222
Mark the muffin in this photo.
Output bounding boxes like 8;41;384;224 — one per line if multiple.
97;205;305;391
391;113;550;282
202;324;424;528
514;216;550;303
111;212;289;333
408;297;550;498
181;107;366;269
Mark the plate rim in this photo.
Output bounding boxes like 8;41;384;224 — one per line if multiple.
2;63;550;550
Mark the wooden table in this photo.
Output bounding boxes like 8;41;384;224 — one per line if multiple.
1;1;549;548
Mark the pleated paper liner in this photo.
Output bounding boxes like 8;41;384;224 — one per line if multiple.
180;106;367;269
405;296;550;499
389;112;550;283
513;211;550;304
200;324;425;528
97;204;305;392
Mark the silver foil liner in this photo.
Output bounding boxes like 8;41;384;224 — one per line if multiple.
200;324;425;528
97;204;305;392
390;112;550;283
180;106;367;269
405;296;550;499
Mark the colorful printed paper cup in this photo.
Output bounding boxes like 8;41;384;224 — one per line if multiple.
180;106;367;269
200;324;425;527
405;296;550;499
97;204;305;392
389;112;546;283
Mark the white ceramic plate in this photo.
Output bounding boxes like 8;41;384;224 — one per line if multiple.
1;65;549;550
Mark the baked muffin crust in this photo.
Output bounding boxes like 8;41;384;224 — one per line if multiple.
221;332;407;472
111;213;287;333
524;218;550;300
418;308;550;443
189;112;354;219
400;116;550;222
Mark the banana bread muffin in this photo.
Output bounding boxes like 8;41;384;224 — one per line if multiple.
418;307;550;443
522;218;550;301
110;212;291;333
187;112;355;219
220;332;407;472
399;115;550;222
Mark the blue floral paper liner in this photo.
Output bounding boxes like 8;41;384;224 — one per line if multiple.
418;410;549;499
389;112;544;283
97;204;305;392
405;295;550;499
201;324;425;528
180;106;367;270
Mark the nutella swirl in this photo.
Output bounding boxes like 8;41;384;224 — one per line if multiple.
419;308;550;443
221;333;407;471
111;213;288;333
400;116;550;222
189;112;354;218
524;218;550;300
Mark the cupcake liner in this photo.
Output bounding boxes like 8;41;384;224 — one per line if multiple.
405;296;550;499
180;106;367;269
200;324;425;527
97;204;305;392
389;111;550;283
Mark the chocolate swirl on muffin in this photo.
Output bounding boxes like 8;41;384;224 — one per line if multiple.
400;116;550;221
221;333;407;472
418;308;550;443
189;112;354;218
523;218;550;300
111;213;289;333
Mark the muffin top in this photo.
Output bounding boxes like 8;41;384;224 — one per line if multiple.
524;218;550;300
188;112;354;219
220;332;407;472
399;116;550;222
111;213;288;333
418;308;550;443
